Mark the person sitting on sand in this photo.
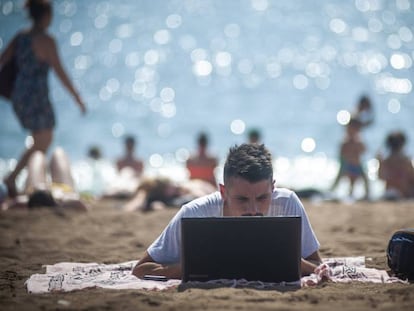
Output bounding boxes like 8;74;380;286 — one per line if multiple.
377;130;414;200
122;177;216;212
132;143;322;279
330;118;370;199
1;147;90;211
186;132;218;187
116;135;144;177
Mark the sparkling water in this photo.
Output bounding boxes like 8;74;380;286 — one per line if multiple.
1;0;413;199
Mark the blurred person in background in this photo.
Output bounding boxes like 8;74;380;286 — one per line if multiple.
1;147;90;212
1;0;86;198
186;132;218;187
247;128;262;144
377;130;414;200
116;135;144;177
352;95;374;128
330;118;370;200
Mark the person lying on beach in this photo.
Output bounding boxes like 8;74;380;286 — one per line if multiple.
132;143;322;279
122;176;216;212
377;130;414;200
1;147;90;211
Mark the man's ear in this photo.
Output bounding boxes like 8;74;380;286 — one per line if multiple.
272;179;275;191
219;183;226;199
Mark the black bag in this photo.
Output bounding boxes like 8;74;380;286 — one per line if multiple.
0;55;17;100
387;228;414;280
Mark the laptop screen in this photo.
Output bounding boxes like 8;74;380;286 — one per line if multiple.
181;216;301;283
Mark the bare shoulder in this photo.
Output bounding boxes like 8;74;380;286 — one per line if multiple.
208;156;218;164
30;32;57;63
18;28;31;36
39;32;56;47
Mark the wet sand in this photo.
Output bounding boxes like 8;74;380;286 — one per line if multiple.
1;198;413;311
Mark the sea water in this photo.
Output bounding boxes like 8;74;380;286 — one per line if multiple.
0;0;413;199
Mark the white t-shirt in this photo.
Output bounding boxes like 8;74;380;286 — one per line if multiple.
147;188;320;264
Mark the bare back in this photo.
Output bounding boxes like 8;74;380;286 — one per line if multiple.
379;153;414;197
30;30;55;64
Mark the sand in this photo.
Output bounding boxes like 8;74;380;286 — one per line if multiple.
1;198;413;311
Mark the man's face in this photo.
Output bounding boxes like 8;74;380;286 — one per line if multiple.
220;177;274;216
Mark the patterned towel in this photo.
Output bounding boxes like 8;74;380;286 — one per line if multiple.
25;257;406;294
26;260;180;293
301;256;406;287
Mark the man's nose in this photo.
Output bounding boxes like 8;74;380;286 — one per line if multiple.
242;201;263;217
247;201;258;213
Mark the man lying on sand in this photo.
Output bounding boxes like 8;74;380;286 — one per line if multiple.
132;143;322;279
1;147;90;211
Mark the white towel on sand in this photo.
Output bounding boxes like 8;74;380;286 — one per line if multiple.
25;257;406;294
301;256;405;287
26;260;180;293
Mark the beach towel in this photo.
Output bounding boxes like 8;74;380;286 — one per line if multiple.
25;260;180;293
301;256;406;287
25;257;407;294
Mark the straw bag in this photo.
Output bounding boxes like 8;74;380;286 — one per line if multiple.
387;228;414;280
0;55;17;100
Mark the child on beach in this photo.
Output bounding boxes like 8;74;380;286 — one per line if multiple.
377;131;414;200
330;118;370;199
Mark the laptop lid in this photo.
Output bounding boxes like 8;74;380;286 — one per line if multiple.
181;216;301;283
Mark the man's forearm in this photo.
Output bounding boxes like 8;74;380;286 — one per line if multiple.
132;262;181;279
301;258;318;276
302;250;322;276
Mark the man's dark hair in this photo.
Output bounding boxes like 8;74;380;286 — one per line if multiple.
223;143;273;184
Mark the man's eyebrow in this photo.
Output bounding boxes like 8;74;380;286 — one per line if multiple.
232;194;249;199
232;193;270;200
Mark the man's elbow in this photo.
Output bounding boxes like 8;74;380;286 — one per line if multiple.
305;250;322;264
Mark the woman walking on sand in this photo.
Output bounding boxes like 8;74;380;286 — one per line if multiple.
0;0;86;197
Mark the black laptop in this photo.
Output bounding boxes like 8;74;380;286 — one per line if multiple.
181;216;301;283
